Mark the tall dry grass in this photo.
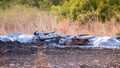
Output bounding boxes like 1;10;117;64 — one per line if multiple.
35;50;50;68
0;5;57;35
56;19;120;36
0;5;120;36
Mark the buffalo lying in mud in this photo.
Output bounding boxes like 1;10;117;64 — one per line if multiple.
0;31;120;48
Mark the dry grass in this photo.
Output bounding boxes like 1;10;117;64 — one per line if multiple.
0;57;9;64
56;19;120;36
0;5;120;36
35;50;50;68
0;5;58;35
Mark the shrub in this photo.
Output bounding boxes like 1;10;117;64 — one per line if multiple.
116;31;120;36
51;0;120;24
0;0;120;24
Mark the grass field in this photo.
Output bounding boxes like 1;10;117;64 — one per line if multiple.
0;6;120;36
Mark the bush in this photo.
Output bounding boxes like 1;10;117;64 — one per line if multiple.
116;31;120;36
51;0;120;24
0;0;120;24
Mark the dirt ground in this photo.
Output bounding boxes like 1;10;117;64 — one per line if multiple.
0;43;120;68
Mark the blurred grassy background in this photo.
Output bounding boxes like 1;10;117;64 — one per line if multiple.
0;0;120;36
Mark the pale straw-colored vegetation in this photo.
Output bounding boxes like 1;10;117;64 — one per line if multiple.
0;5;120;36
